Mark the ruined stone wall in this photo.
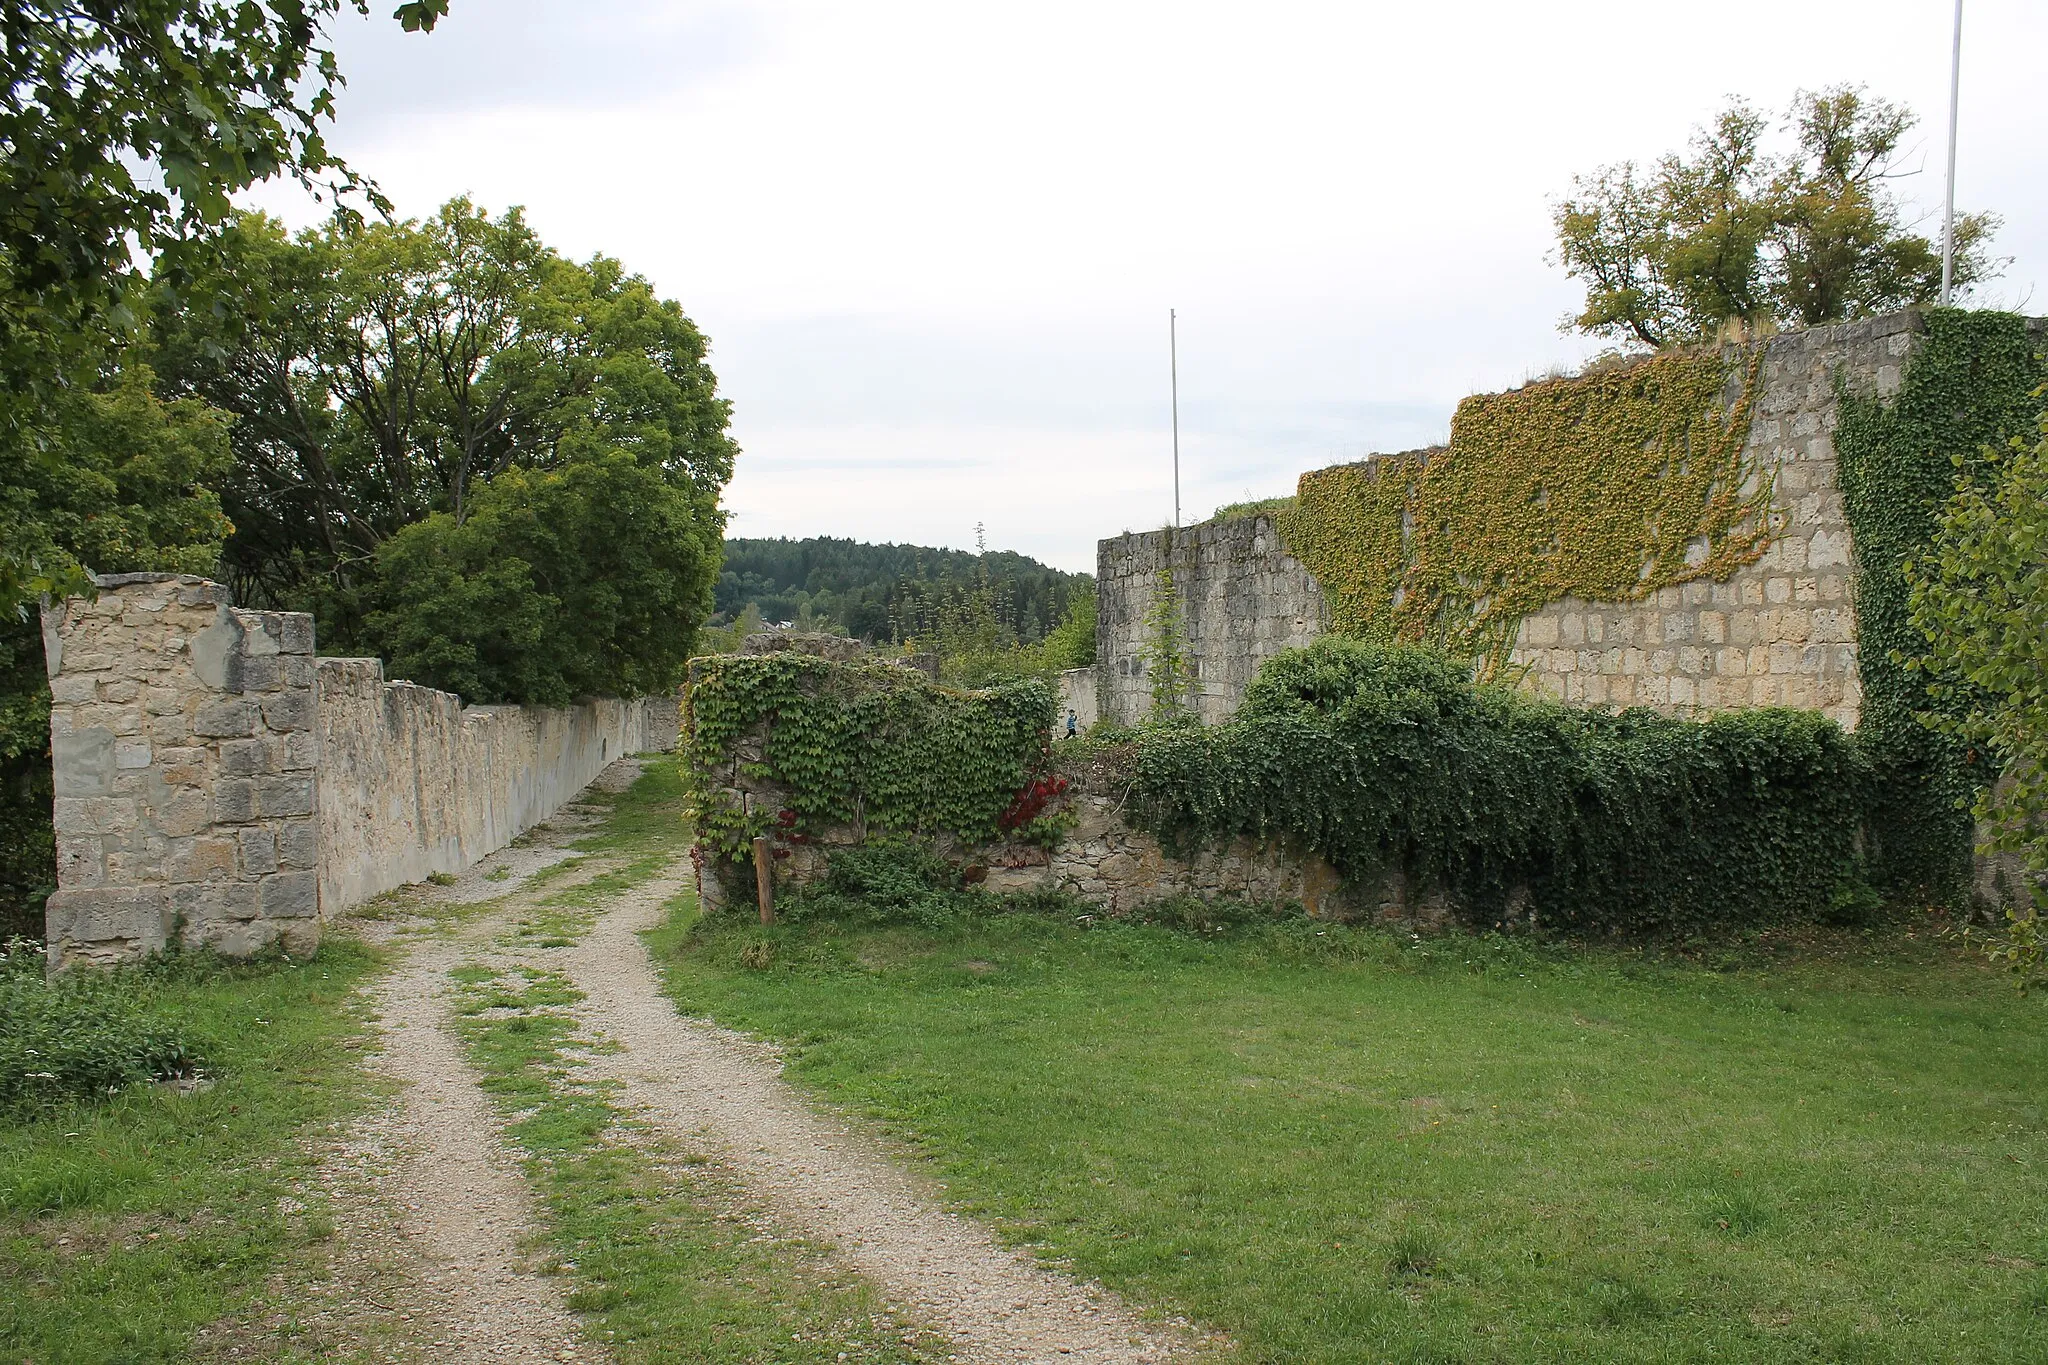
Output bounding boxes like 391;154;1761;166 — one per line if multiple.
1499;314;1923;728
1057;668;1098;730
1095;516;1327;726
1092;313;1938;730
316;660;679;913
693;748;1435;927
43;574;680;966
41;576;321;969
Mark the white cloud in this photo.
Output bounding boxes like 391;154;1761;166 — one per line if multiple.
247;0;2048;572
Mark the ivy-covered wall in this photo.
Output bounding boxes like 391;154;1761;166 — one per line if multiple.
681;653;1056;883
1096;311;2032;733
1835;310;2048;898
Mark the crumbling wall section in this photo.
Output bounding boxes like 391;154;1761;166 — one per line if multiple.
41;575;321;969
1096;517;1327;726
43;574;681;966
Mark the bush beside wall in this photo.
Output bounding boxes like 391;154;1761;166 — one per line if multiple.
1129;639;1876;937
682;653;1055;870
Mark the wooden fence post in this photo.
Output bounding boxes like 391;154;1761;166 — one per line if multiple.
751;836;776;925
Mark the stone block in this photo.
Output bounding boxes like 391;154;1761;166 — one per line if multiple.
113;739;151;770
213;777;256;824
219;738;269;776
239;655;283;693
46;886;170;950
276;818;318;870
55;835;105;887
78;702;144;736
195;699;257;738
48;674;97;704
239;827;279;876
52;725;115;797
168;880;261;923
168;836;238;883
152;788;211;838
256;774;314;818
149;712;191;745
1700;610;1726;644
260;871;319;919
260;689;314;732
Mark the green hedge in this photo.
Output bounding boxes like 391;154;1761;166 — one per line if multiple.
1131;639;1876;937
1836;308;2048;900
682;653;1054;867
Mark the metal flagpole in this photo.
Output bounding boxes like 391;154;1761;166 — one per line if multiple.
1940;0;1963;306
1170;308;1181;528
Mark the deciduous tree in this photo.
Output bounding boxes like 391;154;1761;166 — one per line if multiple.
1554;87;1999;349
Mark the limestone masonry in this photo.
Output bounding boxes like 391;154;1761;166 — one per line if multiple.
42;574;677;969
1095;312;2042;730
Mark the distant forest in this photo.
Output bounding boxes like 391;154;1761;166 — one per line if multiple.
715;537;1091;645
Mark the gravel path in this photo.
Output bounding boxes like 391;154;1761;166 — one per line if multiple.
560;870;1187;1365
312;760;1192;1363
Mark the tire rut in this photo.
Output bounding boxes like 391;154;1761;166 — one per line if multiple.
550;868;1192;1365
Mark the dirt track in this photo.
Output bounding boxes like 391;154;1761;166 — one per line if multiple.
307;761;1188;1364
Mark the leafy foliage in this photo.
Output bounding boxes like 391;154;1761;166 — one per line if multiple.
365;452;718;705
1276;347;1768;670
1908;412;2048;983
1130;638;1874;937
0;0;444;612
683;653;1055;869
0;359;234;939
0;940;204;1115
778;843;980;930
1555;87;2000;349
1137;564;1192;719
1836;309;2048;899
147;200;736;654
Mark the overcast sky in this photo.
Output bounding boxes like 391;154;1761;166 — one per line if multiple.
246;0;2048;573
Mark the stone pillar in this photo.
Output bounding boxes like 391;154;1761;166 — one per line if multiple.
42;574;321;969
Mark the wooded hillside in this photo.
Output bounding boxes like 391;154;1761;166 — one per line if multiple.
716;536;1091;645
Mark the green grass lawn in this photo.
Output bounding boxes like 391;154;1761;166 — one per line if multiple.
0;942;383;1362
650;911;2048;1364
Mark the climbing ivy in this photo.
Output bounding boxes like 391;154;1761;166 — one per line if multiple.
1131;637;1874;938
1276;347;1770;670
681;653;1054;867
1836;308;2048;898
1138;562;1193;720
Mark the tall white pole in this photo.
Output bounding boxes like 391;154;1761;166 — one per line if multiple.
1169;308;1181;528
1940;0;1963;306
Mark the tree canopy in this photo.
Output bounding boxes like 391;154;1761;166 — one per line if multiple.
147;200;739;678
0;0;445;612
1554;87;2000;349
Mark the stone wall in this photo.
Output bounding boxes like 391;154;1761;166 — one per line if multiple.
1057;668;1098;730
1499;314;1922;728
41;576;322;969
1096;516;1327;725
42;574;679;968
317;659;678;913
1090;312;1978;731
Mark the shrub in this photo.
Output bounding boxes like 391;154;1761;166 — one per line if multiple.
1131;637;1875;937
683;653;1054;867
779;843;977;929
0;941;204;1116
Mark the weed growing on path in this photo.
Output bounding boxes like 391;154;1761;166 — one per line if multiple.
451;961;951;1364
